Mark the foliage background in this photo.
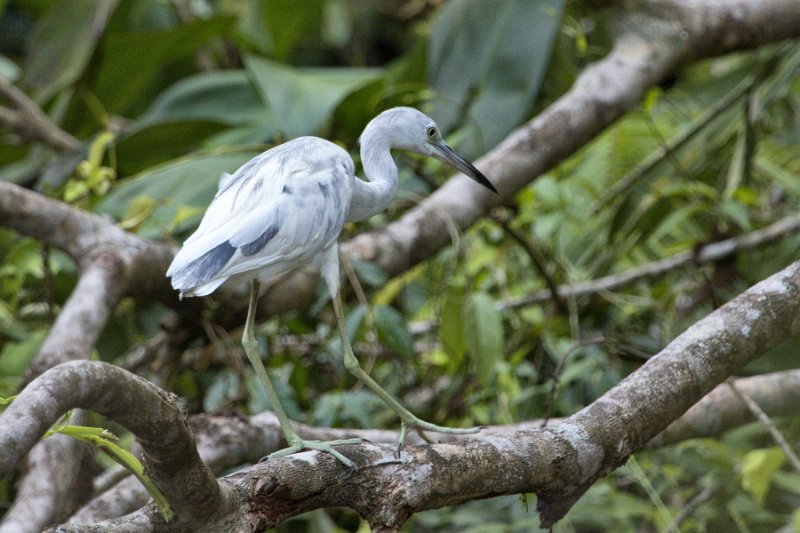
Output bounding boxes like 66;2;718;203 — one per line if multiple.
1;0;800;531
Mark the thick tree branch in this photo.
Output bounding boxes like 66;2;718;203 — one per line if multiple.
0;181;176;301
650;369;800;446
0;361;228;530
0;420;94;533
26;258;124;380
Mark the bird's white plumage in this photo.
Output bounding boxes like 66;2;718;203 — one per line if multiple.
167;137;354;296
167;107;495;298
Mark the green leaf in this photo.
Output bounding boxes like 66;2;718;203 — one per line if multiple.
314;390;381;429
47;424;173;522
244;55;381;137
203;369;240;413
23;0;117;100
723;100;755;201
741;447;785;505
115;121;231;175
427;0;563;158
463;292;503;382
349;260;388;288
439;284;466;360
345;304;368;344
136;71;273;129
0;395;17;407
374;304;413;359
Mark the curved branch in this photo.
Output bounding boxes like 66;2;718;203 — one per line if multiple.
0;181;176;300
0;361;228;530
0;183;179;531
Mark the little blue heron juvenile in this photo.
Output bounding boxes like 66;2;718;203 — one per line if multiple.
167;107;497;467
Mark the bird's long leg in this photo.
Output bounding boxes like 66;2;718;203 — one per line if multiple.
332;291;482;448
241;279;362;468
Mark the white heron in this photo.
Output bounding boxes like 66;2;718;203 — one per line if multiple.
167;107;497;467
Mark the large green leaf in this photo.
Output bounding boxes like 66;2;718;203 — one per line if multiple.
23;0;118;100
244;55;381;137
427;0;563;158
115;121;230;176
114;71;278;172
136;71;273;128
741;448;785;505
463;291;503;382
374;304;413;359
96;150;259;238
439;283;466;360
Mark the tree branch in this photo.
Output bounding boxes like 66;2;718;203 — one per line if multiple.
1;0;799;530
408;210;800;335
0;76;80;152
0;182;181;532
650;369;800;447
503;210;800;309
0;361;228;530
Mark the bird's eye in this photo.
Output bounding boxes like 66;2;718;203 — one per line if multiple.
427;127;437;139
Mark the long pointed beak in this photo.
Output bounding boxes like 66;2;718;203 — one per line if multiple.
432;141;498;194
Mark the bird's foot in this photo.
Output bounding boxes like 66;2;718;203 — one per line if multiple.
261;437;364;469
396;415;483;449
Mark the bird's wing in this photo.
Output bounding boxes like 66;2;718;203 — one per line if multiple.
167;138;355;293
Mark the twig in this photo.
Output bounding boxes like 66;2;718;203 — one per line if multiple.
674;484;714;527
726;379;800;474
0;76;80;152
491;211;569;314
541;336;606;427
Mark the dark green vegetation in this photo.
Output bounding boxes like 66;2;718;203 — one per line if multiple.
2;1;800;531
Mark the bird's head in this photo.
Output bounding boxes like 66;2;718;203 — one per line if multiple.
363;107;498;194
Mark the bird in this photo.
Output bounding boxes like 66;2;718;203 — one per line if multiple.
167;107;497;467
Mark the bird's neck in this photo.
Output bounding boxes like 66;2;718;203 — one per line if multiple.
347;134;398;222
